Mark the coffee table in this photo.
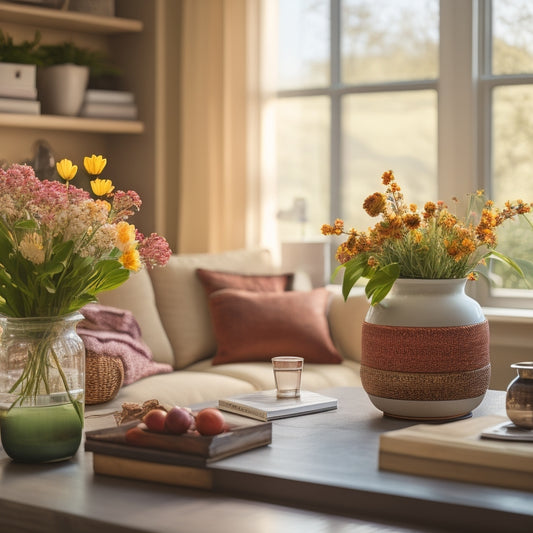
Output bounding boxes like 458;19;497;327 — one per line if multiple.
1;387;532;533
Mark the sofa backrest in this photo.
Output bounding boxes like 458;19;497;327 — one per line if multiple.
98;248;368;368
148;249;277;369
97;268;175;367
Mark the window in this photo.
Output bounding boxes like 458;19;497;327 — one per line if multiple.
479;0;533;305
264;0;533;309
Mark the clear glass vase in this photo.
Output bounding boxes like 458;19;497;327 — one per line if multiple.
0;313;85;462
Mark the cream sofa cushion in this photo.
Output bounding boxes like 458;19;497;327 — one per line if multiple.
97;269;175;367
149;249;276;369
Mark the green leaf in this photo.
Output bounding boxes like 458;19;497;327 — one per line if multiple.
14;219;38;230
365;263;401;305
340;254;372;301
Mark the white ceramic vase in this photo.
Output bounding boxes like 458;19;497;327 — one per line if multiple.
37;64;89;116
361;278;491;421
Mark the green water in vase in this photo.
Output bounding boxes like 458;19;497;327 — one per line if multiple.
0;402;83;463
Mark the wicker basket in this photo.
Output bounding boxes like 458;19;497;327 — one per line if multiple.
85;351;124;405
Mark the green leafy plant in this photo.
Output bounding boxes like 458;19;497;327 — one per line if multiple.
36;41;121;77
0;29;41;64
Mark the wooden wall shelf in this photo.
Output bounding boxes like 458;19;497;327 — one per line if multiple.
0;2;143;34
0;112;144;133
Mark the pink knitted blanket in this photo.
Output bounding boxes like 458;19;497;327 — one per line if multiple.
79;304;173;386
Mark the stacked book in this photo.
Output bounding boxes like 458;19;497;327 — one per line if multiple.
0;62;41;115
80;89;138;120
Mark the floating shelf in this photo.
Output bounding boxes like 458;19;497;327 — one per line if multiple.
0;113;144;134
0;3;143;34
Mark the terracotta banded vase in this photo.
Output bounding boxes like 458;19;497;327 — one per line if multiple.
361;278;490;421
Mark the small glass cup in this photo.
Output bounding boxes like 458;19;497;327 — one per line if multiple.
272;356;304;399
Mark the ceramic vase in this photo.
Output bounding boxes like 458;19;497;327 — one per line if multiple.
37;64;89;116
0;313;85;462
361;278;490;421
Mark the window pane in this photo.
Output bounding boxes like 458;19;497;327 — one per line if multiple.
492;0;533;75
277;0;330;90
341;0;438;84
341;91;437;230
491;85;533;289
275;97;330;242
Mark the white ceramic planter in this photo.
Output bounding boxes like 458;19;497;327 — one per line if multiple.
37;64;89;116
361;278;491;421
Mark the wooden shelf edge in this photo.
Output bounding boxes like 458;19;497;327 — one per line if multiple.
0;113;144;134
0;2;143;34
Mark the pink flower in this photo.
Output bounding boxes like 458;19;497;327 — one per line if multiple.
135;230;172;268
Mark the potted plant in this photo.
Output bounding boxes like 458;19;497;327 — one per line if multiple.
36;41;119;116
322;170;533;420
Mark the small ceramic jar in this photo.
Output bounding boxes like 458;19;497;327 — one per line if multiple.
506;362;533;429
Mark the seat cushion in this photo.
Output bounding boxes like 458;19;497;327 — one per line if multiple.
188;358;362;391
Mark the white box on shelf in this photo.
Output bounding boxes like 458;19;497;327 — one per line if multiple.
0;63;37;90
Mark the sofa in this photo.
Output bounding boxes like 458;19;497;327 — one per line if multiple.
85;249;369;412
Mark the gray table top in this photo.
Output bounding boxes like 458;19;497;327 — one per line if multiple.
1;387;531;533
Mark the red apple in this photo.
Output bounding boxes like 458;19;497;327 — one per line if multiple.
195;407;226;436
143;408;167;433
165;406;193;435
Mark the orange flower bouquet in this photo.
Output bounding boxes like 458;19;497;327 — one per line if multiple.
322;170;533;305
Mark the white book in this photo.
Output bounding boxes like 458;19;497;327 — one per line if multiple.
0;86;38;100
84;89;135;105
218;389;338;421
80;101;138;120
0;97;40;115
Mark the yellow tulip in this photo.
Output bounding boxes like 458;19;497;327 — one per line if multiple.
56;159;78;184
90;178;115;197
84;154;107;176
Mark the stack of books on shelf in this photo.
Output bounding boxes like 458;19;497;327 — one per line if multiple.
0;63;41;115
80;89;138;120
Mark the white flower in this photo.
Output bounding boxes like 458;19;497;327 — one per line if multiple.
19;233;45;265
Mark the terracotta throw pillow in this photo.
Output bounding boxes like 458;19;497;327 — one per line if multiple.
196;268;293;295
208;288;343;365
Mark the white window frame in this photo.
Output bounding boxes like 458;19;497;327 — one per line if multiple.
263;0;533;310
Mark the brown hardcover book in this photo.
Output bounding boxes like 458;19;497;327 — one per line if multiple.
85;415;272;488
379;415;533;492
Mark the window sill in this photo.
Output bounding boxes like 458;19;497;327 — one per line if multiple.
483;307;533;324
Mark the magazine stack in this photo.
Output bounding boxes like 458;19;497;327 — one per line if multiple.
80;89;138;120
0;63;40;115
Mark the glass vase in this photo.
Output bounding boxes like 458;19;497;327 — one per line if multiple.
0;313;85;462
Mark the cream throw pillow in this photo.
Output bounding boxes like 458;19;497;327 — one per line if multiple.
148;249;275;369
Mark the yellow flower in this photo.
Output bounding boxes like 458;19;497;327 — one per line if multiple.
84;154;107;176
56;159;78;184
119;247;141;271
115;221;137;252
91;178;115;197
